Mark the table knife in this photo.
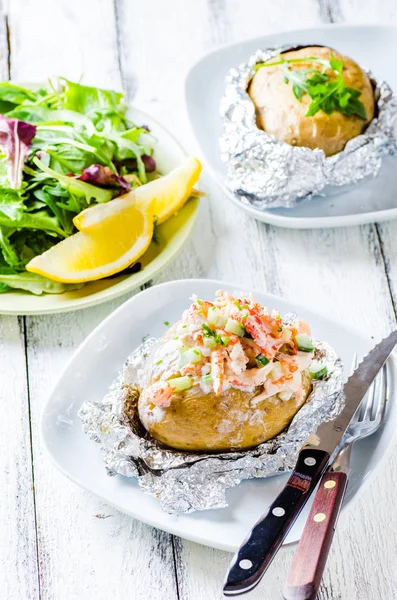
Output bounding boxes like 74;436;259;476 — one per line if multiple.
223;331;397;597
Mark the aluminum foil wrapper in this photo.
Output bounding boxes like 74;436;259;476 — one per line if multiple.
79;335;344;514
219;45;397;208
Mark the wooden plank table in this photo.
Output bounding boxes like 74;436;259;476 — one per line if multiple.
1;1;397;598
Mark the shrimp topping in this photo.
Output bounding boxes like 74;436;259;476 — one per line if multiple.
145;290;315;402
146;381;173;408
211;348;226;395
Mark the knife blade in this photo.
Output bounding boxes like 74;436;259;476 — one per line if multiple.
223;331;397;597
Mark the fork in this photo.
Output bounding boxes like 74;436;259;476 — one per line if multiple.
282;359;389;600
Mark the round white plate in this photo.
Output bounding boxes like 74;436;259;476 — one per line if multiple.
41;279;397;552
185;24;397;229
0;101;199;315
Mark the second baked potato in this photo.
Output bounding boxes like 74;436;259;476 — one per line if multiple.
248;46;375;156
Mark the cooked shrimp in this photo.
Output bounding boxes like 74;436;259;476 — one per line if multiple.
240;337;262;366
183;300;214;325
211;348;226;395
228;363;272;388
293;318;311;336
146;381;173;408
180;364;203;377
228;342;249;375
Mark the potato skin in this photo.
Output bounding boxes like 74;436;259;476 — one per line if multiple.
248;46;375;157
139;377;311;452
138;329;312;452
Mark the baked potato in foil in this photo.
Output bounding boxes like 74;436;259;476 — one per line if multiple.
138;291;320;452
248;46;375;156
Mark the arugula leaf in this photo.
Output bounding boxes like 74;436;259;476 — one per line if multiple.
6;106;96;135
329;53;343;75
255;54;367;121
33;156;113;205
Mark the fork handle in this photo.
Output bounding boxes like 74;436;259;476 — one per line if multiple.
283;471;348;600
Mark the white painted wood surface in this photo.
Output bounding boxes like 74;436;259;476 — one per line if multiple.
1;0;397;598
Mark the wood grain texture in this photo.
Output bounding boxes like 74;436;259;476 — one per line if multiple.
0;4;40;599
1;0;397;599
0;317;40;600
5;1;179;599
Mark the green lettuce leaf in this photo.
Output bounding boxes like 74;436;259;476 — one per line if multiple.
0;209;66;237
0;189;25;220
0;82;37;113
0;270;83;295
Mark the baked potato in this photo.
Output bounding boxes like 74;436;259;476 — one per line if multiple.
138;291;316;452
248;46;375;157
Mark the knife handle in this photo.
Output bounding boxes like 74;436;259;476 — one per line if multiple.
223;448;329;597
283;471;348;600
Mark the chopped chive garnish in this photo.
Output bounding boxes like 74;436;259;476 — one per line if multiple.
234;299;242;310
142;334;150;343
193;349;201;355
222;336;230;347
256;354;270;367
278;326;283;332
202;323;224;345
197;299;203;306
155;360;163;365
182;324;187;328
173;336;179;340
275;314;281;321
241;313;248;321
164;321;170;326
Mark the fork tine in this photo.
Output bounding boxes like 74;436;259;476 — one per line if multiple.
362;379;376;422
373;363;388;423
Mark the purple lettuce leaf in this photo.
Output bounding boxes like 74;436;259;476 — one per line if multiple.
142;154;156;173
0;116;36;189
78;164;131;195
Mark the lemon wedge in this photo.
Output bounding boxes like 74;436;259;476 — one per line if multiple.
74;156;202;231
26;202;153;283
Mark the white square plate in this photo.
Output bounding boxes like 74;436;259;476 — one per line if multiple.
185;25;397;229
41;279;397;551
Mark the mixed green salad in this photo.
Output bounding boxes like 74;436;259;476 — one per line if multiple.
0;77;156;295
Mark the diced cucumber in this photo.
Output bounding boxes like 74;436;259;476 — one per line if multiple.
179;348;203;366
203;336;217;350
225;318;245;337
271;361;284;380
178;342;190;354
282;328;292;341
309;361;328;380
295;333;314;352
256;353;270;367
207;307;227;328
170;376;193;392
278;390;292;401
